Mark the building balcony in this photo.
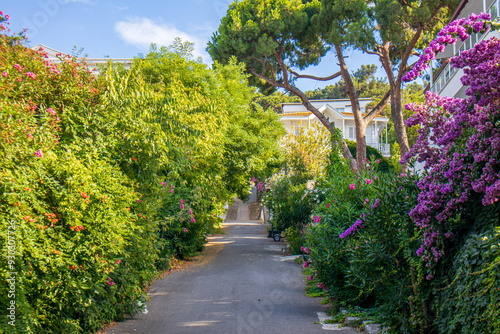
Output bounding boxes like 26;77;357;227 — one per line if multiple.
367;143;390;158
430;0;500;97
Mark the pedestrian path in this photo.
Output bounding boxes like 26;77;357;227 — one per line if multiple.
107;199;359;334
235;198;248;222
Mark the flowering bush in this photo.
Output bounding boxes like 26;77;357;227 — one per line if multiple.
261;172;317;233
402;12;495;82
403;15;500;266
0;17;155;332
0;11;283;333
398;10;500;332
303;156;429;332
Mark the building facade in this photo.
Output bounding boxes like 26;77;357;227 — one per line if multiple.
31;44;133;74
280;98;390;157
430;0;500;98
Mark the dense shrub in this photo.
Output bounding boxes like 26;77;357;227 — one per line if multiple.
298;12;500;333
303;150;433;332
0;12;284;333
401;14;500;332
434;204;500;334
262;173;316;233
345;139;392;173
0;17;158;332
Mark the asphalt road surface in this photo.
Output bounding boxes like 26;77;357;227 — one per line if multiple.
107;200;357;334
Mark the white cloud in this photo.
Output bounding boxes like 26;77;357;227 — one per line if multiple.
114;17;211;63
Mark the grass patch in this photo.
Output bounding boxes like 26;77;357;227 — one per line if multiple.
305;286;326;298
208;224;226;235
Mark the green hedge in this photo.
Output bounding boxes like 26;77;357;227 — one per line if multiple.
0;17;283;332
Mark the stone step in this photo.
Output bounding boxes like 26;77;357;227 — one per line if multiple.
363;321;388;334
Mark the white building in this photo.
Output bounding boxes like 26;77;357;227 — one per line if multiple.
430;0;500;98
31;44;133;74
280;98;390;157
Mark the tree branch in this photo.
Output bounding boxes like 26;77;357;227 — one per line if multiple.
422;4;445;30
249;69;286;90
398;0;411;7
363;90;391;124
360;47;382;57
397;4;444;84
253;51;357;172
287;69;342;81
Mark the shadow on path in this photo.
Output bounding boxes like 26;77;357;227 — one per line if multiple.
106;200;357;334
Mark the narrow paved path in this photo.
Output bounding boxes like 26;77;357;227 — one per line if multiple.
107;200;357;334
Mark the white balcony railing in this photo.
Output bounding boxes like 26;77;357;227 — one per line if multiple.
430;0;499;94
367;143;390;157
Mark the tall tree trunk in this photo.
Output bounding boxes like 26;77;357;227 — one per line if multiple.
390;85;410;169
380;43;410;172
250;59;357;172
335;44;367;171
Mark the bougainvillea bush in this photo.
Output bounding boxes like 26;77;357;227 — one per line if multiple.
401;12;500;332
300;19;500;327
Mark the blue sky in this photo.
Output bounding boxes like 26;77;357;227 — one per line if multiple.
1;0;388;92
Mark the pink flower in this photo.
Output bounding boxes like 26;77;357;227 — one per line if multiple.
0;10;3;15
1;72;7;77
47;107;56;115
5;15;9;20
116;259;122;264
313;215;321;223
318;282;323;289
326;203;331;208
106;278;114;286
183;228;188;232
349;184;355;190
27;133;33;140
365;179;373;185
35;149;43;158
188;208;192;215
308;275;313;281
170;188;174;193
26;72;36;79
190;216;195;223
302;261;309;268
138;199;141;202
14;64;22;72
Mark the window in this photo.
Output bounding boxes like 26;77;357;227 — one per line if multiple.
348;126;355;139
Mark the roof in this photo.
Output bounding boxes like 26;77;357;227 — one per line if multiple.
281;97;372;106
31;44;133;63
280;110;389;121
